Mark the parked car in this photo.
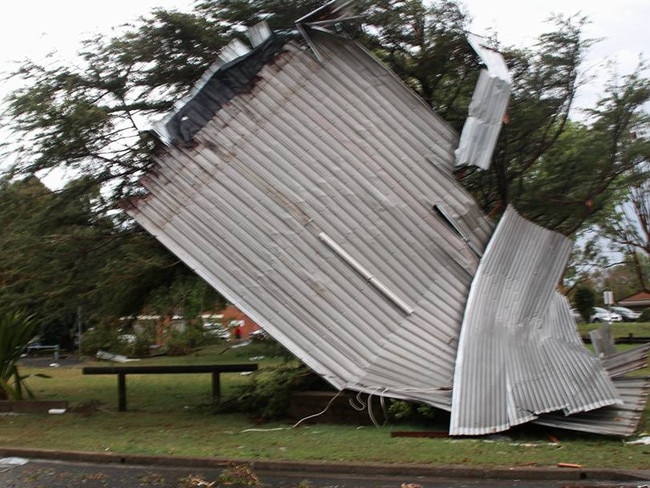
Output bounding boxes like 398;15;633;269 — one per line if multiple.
203;323;231;340
589;307;622;323
249;329;270;341
610;306;641;322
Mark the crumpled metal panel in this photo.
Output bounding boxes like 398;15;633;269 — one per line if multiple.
455;34;511;170
128;15;648;437
450;207;621;435
128;27;493;411
534;345;650;437
601;344;650;378
155;35;287;146
534;376;650;437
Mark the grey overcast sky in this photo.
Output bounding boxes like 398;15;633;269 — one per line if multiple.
1;0;647;114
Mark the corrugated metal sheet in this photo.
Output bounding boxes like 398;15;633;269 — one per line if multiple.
534;376;650;437
601;344;650;378
155;35;287;146
128;27;493;411
450;207;621;436
455;34;511;170
534;345;650;436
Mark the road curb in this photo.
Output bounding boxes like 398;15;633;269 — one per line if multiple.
1;447;649;483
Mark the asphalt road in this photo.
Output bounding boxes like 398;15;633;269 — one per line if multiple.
1;457;649;488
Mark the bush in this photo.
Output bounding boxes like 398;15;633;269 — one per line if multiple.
574;286;595;322
217;364;332;421
80;323;127;356
164;329;194;356
638;308;650;322
386;399;445;423
164;324;209;356
81;321;154;357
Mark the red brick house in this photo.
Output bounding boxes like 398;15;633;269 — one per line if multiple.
617;291;650;311
219;305;262;340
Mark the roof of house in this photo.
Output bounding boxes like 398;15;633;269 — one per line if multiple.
130;25;492;411
127;7;648;437
618;291;650;306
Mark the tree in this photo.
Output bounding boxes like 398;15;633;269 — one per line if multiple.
601;259;648;302
0;175;203;344
2;0;649;324
0;8;238;333
599;167;650;290
2;9;232;205
574;286;595;322
355;0;478;127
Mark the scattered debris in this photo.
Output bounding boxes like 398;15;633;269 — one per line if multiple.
178;474;216;487
217;463;260;486
96;350;140;363
0;457;29;466
625;436;650;445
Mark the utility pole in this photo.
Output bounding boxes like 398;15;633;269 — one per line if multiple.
77;306;82;359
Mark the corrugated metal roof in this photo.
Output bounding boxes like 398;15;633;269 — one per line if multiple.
128;17;648;437
455;34;511;170
450;207;621;436
128;27;493;411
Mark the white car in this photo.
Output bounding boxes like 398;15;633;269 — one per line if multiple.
589;307;622;323
203;323;231;340
610;306;641;322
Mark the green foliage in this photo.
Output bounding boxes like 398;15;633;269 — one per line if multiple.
0;176;186;333
386;399;444;423
637;308;650;322
218;364;332;421
196;0;330;34
3;10;230;202
164;324;207;356
574;286;595;322
357;0;476;127
0;311;39;400
81;320;217;357
80;322;134;357
386;399;413;420
145;277;224;322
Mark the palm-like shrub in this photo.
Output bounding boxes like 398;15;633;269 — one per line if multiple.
0;312;38;400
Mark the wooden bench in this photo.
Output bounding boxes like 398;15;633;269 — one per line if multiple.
82;364;258;411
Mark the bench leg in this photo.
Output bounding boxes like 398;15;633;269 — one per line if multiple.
211;372;220;403
118;373;127;412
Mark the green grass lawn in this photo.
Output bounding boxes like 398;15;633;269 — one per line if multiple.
2;340;649;470
577;322;650;339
